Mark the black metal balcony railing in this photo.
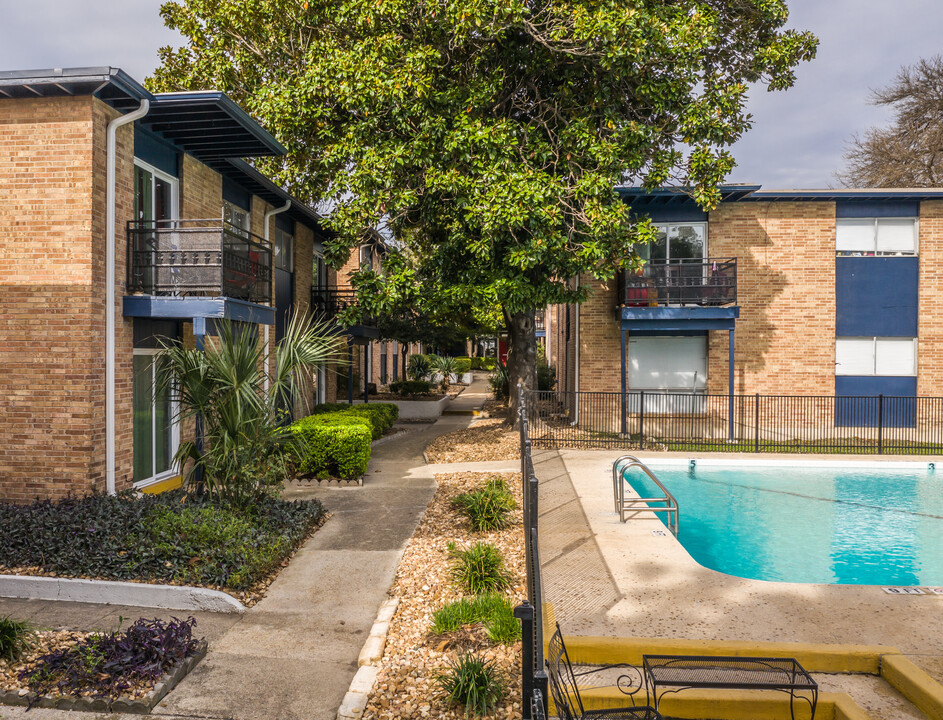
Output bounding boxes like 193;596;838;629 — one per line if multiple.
620;257;736;307
127;220;272;304
310;287;358;319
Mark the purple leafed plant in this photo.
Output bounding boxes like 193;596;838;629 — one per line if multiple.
20;616;202;704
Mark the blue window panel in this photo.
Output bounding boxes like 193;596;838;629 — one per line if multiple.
134;126;180;177
276;213;295;234
834;376;917;428
836;257;918;337
222;177;251;211
836;200;919;218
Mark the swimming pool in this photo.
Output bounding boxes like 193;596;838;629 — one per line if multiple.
622;460;943;586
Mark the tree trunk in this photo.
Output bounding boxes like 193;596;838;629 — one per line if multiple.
505;309;537;428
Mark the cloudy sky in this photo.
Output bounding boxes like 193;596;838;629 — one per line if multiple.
2;0;942;189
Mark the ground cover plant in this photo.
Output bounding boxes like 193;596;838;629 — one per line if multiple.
0;617;35;662
452;478;516;532
389;380;436;397
19;617;201;705
435;653;505;717
448;543;511;595
431;594;520;645
0;491;325;604
361;471;524;720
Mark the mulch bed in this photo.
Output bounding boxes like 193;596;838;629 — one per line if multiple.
363;472;525;720
425;417;520;464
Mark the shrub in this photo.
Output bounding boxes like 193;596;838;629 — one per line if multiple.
471;357;497;371
21;617;201;702
306;403;399;439
0;616;35;662
454;358;472;375
432;356;460;389
537;362;556;391
452;478;516;531
0;492;325;591
489;359;510;400
431;593;521;644
291;414;372;478
390;379;434;395
435;653;505;717
448;542;511;594
408;354;432;380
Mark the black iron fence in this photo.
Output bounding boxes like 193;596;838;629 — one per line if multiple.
525;390;943;454
515;387;549;720
620;257;736;307
127;219;271;303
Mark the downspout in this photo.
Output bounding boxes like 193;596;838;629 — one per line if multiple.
263;200;292;394
106;98;149;496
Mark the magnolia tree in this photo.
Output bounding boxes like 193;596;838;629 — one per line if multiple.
152;0;817;420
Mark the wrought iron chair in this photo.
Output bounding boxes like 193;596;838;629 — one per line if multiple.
545;624;662;720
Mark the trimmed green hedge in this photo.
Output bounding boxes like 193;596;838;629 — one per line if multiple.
291;414;372;479
454;358;472;374
470;357;497;371
305;402;399;439
390;379;434;395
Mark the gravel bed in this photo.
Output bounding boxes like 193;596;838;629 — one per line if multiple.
0;630;92;695
425;419;520;463
363;472;525;720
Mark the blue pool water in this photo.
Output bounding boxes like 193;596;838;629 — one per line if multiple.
624;463;943;585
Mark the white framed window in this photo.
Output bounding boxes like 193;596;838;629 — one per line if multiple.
835;337;917;376
274;227;294;272
359;244;373;270
836;218;917;256
642;223;708;262
223;200;250;238
132;349;179;486
133;159;178;224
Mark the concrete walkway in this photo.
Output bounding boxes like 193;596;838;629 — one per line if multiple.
0;377;498;720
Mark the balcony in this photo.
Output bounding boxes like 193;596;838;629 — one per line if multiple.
311;287;379;339
127;220;272;304
620;257;737;308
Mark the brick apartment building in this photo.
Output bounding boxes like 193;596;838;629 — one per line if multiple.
0;66;363;501
545;186;943;432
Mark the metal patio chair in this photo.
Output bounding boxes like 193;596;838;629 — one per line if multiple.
546;624;662;720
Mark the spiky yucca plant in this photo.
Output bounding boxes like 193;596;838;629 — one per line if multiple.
156;313;342;507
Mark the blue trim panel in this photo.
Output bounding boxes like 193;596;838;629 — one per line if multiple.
632;204;707;223
123;296;275;326
836;257;918;337
222;177;251;211
835;376;917;428
620;306;738;332
629;329;707;337
275;213;295;234
836;200;919;218
134;126;180;177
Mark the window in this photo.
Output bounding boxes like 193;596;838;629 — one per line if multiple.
639;223;707;261
313;253;328;290
223;200;249;238
134;161;177;224
274;227;294;272
133;350;178;485
359;244;373;270
836;218;917;255
835;337;916;376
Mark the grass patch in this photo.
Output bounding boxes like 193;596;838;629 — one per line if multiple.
0;615;35;662
431;593;521;644
448;542;511;594
435;652;505;717
0;491;325;593
452;478;516;532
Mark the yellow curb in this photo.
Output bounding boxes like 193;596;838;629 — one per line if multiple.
557;635;897;674
577;687;868;720
139;475;184;494
881;655;943;720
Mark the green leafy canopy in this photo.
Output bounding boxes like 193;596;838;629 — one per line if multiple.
152;0;817;315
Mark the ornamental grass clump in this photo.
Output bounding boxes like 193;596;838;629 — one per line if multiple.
0;615;35;662
452;478;516;532
435;653;505;717
448;542;511;594
20;617;201;703
431;593;521;644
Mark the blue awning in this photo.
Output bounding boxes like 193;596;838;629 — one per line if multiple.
619;306;739;332
123;296;275;326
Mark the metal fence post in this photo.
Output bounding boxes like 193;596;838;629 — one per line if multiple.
514;601;535;717
878;394;884;455
639;390;645;450
754;393;760;453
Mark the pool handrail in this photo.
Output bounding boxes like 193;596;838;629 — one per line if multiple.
612;455;679;536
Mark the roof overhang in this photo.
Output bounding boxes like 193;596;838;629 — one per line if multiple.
0;66;151;104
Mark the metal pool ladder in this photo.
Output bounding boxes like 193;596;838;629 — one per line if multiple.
612;455;679;535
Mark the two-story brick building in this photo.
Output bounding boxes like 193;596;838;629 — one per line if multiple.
545;186;943;440
0;66;338;501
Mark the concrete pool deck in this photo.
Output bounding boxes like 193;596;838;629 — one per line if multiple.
535;447;943;718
